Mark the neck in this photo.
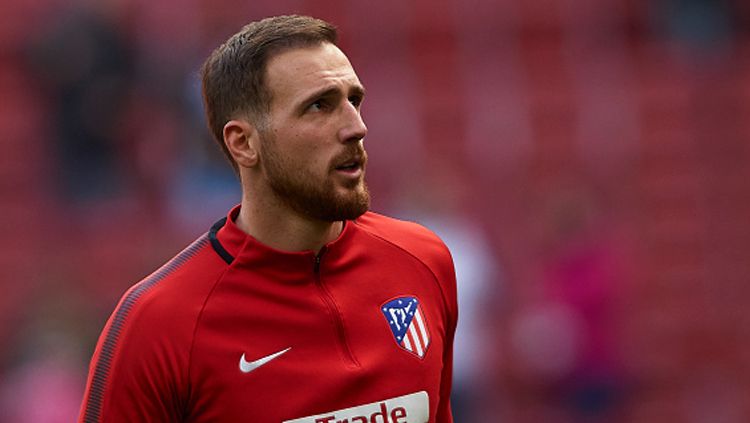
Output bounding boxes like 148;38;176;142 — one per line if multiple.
235;194;343;254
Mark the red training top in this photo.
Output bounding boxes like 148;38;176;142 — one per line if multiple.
79;206;457;422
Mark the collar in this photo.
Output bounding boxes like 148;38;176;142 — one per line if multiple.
209;205;356;270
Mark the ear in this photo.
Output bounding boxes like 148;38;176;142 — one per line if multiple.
223;119;260;168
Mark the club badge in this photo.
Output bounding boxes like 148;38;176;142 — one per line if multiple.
381;296;430;358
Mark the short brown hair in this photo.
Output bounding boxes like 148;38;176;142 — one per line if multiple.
200;15;338;172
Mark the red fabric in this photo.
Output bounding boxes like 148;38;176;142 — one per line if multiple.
79;206;456;422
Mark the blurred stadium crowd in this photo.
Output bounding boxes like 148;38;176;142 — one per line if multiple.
2;0;750;421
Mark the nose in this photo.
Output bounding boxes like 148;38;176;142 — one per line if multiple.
338;101;367;143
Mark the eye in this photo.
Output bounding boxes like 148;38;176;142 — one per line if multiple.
348;95;363;108
308;100;325;111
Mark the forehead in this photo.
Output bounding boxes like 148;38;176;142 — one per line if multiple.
265;43;361;107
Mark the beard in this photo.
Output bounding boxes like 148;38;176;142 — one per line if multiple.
260;132;370;222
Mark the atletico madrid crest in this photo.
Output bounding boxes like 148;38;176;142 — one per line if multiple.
381;296;430;358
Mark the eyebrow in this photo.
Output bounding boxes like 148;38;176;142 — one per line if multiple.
298;84;366;107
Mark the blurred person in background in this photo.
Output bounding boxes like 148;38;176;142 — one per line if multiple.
78;15;457;422
391;157;502;422
28;2;135;203
502;182;628;423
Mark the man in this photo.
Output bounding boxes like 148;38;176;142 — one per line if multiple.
79;15;457;423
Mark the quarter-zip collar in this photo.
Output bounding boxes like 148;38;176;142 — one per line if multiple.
212;205;356;281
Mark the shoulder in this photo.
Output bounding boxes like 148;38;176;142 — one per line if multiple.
354;211;452;263
353;211;457;314
118;234;228;335
82;233;231;419
103;233;230;362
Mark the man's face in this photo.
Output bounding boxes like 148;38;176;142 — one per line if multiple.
258;43;370;222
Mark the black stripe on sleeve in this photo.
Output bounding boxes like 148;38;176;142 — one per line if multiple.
82;235;209;423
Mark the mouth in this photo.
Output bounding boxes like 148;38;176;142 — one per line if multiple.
333;155;365;178
334;156;364;172
335;161;361;172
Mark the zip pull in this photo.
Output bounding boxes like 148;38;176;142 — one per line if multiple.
313;247;327;274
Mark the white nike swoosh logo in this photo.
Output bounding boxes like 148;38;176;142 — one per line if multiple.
239;347;291;374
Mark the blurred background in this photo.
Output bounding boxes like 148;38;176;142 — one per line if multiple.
2;0;749;421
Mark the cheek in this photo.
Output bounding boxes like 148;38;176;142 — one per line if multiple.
275;124;333;172
289;135;329;165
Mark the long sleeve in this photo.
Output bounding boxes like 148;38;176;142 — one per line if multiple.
78;235;221;422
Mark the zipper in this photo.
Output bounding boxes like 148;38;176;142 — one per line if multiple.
313;248;360;368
